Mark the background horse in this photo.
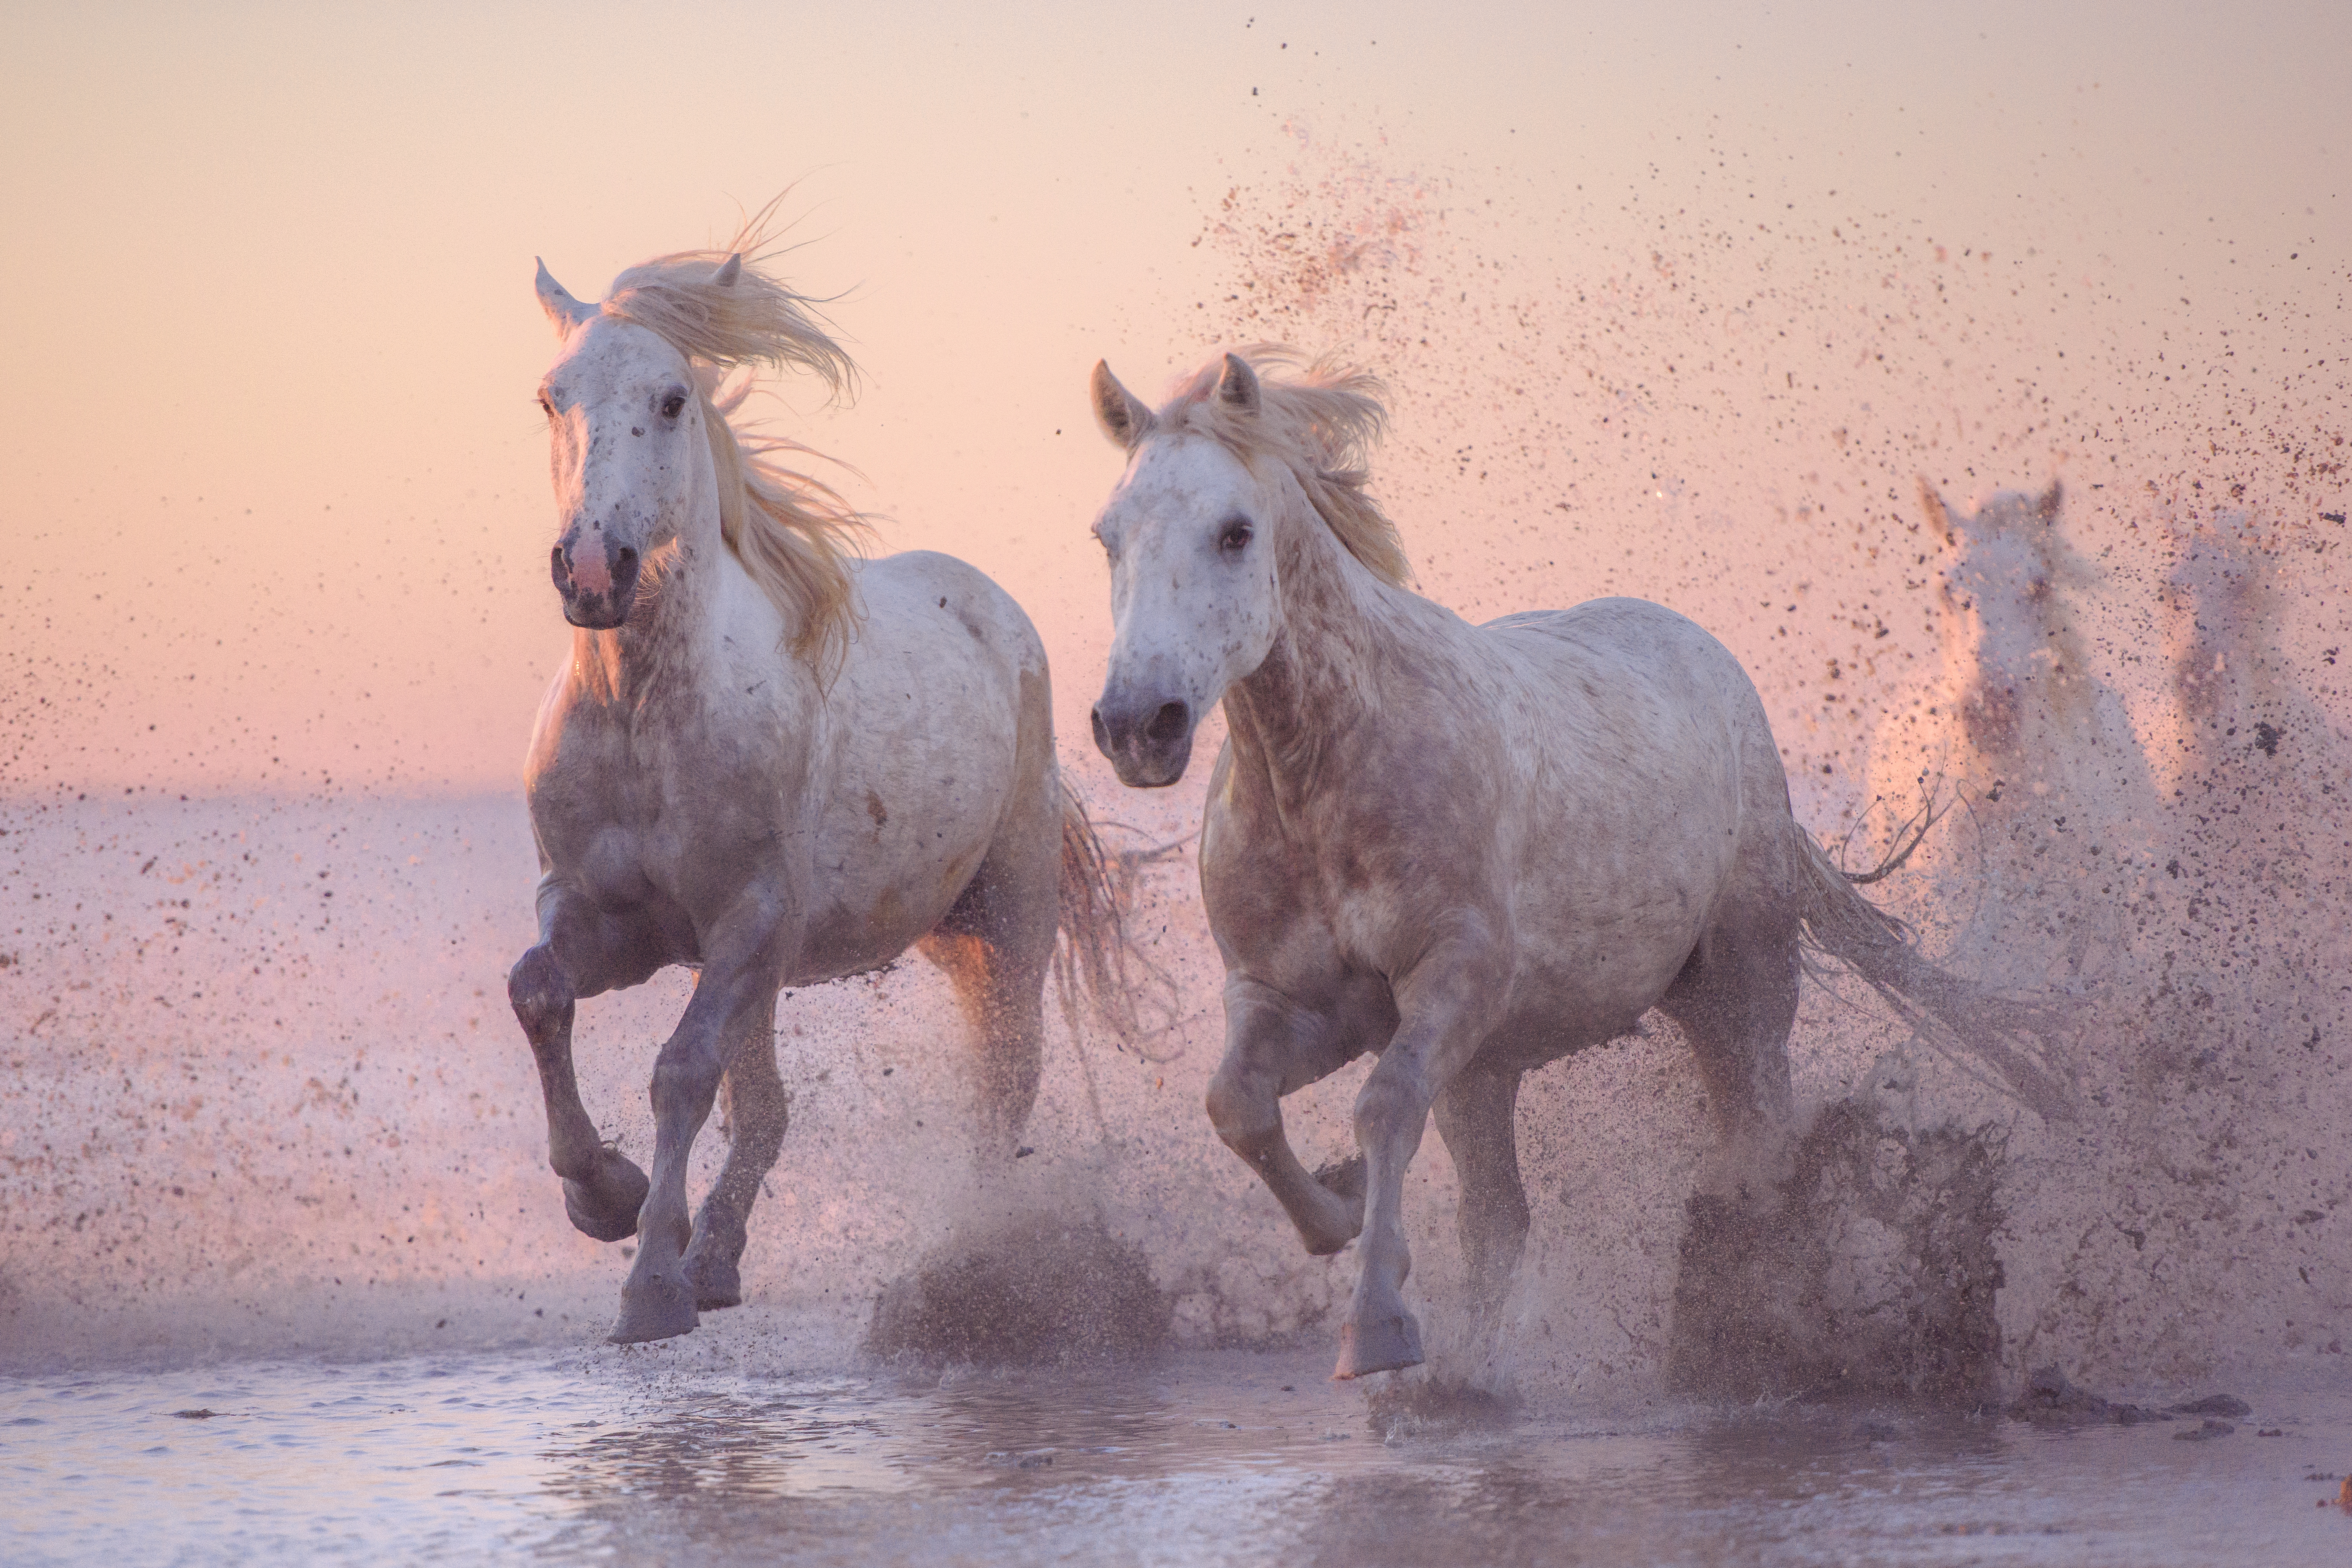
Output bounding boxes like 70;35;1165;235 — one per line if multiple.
1863;482;2162;1001
510;222;1131;1344
1083;347;2066;1378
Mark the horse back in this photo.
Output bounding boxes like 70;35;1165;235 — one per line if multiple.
1465;598;1801;1022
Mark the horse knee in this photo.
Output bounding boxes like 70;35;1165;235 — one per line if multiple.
1352;1069;1426;1154
509;947;571;1036
1205;1065;1278;1159
650;1051;722;1126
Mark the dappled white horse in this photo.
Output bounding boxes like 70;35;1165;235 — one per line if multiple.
1083;349;2067;1378
509;227;1131;1344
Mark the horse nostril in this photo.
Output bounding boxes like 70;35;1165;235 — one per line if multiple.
550;545;570;591
1144;700;1191;746
614;545;639;574
1090;707;1111;753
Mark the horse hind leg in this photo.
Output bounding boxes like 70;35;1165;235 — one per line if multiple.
682;996;785;1310
1655;911;1801;1166
920;815;1058;1157
1431;1064;1531;1323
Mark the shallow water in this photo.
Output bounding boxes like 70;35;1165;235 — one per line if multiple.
10;1333;2350;1567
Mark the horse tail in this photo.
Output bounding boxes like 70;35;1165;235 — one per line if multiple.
1052;780;1180;1054
1792;827;2080;1122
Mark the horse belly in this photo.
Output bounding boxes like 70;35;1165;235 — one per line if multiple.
792;561;1043;978
1502;730;1745;1048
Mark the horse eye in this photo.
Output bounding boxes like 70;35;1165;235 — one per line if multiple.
1218;520;1254;554
660;392;687;420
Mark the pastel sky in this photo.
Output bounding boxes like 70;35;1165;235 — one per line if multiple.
3;0;2342;795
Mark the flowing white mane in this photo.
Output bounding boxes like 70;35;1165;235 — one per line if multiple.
598;207;869;667
1160;346;1415;588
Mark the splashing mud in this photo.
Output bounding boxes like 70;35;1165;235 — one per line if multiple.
866;1210;1171;1365
5;124;2347;1431
1667;1098;2006;1405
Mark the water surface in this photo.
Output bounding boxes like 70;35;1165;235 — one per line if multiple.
9;1341;2347;1565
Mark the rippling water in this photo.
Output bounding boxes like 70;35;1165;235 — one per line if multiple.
9;1328;2349;1566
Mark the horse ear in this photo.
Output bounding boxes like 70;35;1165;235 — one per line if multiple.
535;258;597;334
713;253;742;288
1216;353;1261;415
1091;361;1155;450
2035;479;2063;524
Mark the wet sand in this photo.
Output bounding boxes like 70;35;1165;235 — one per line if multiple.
8;1330;2351;1566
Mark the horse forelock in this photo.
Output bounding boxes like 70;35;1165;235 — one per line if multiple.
1158;346;1415;589
599;198;856;391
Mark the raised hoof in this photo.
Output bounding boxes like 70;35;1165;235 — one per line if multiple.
1302;1154;1369;1256
1332;1310;1425;1380
1312;1153;1367;1202
608;1271;700;1344
685;1252;743;1311
562;1148;650;1243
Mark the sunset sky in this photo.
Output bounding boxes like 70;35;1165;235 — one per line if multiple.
3;0;2343;795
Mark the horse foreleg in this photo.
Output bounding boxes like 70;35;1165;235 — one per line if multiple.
508;910;651;1244
1431;1064;1531;1323
1205;978;1370;1256
611;937;781;1345
1337;913;1510;1380
681;995;784;1310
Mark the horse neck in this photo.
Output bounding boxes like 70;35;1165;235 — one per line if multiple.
1220;483;1408;798
567;457;744;709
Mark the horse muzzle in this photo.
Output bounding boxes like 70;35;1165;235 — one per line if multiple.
553;540;642;629
1091;690;1195;788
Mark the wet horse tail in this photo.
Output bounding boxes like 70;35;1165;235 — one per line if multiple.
1052;780;1180;1054
1791;828;2080;1122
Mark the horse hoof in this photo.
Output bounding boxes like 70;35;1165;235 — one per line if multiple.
1302;1154;1368;1255
608;1272;700;1344
562;1150;650;1243
1312;1153;1367;1202
686;1253;743;1311
1332;1310;1425;1380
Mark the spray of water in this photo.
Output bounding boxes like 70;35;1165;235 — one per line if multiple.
5;128;2345;1406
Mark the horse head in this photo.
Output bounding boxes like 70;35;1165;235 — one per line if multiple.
2163;515;2275;728
531;257;734;629
1084;356;1285;787
1921;479;2076;755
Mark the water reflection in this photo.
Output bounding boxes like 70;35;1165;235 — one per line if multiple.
6;1347;2347;1567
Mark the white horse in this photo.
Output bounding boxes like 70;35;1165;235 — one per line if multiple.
1082;348;2066;1378
1864;482;2161;995
509;224;1131;1344
2156;516;2352;998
